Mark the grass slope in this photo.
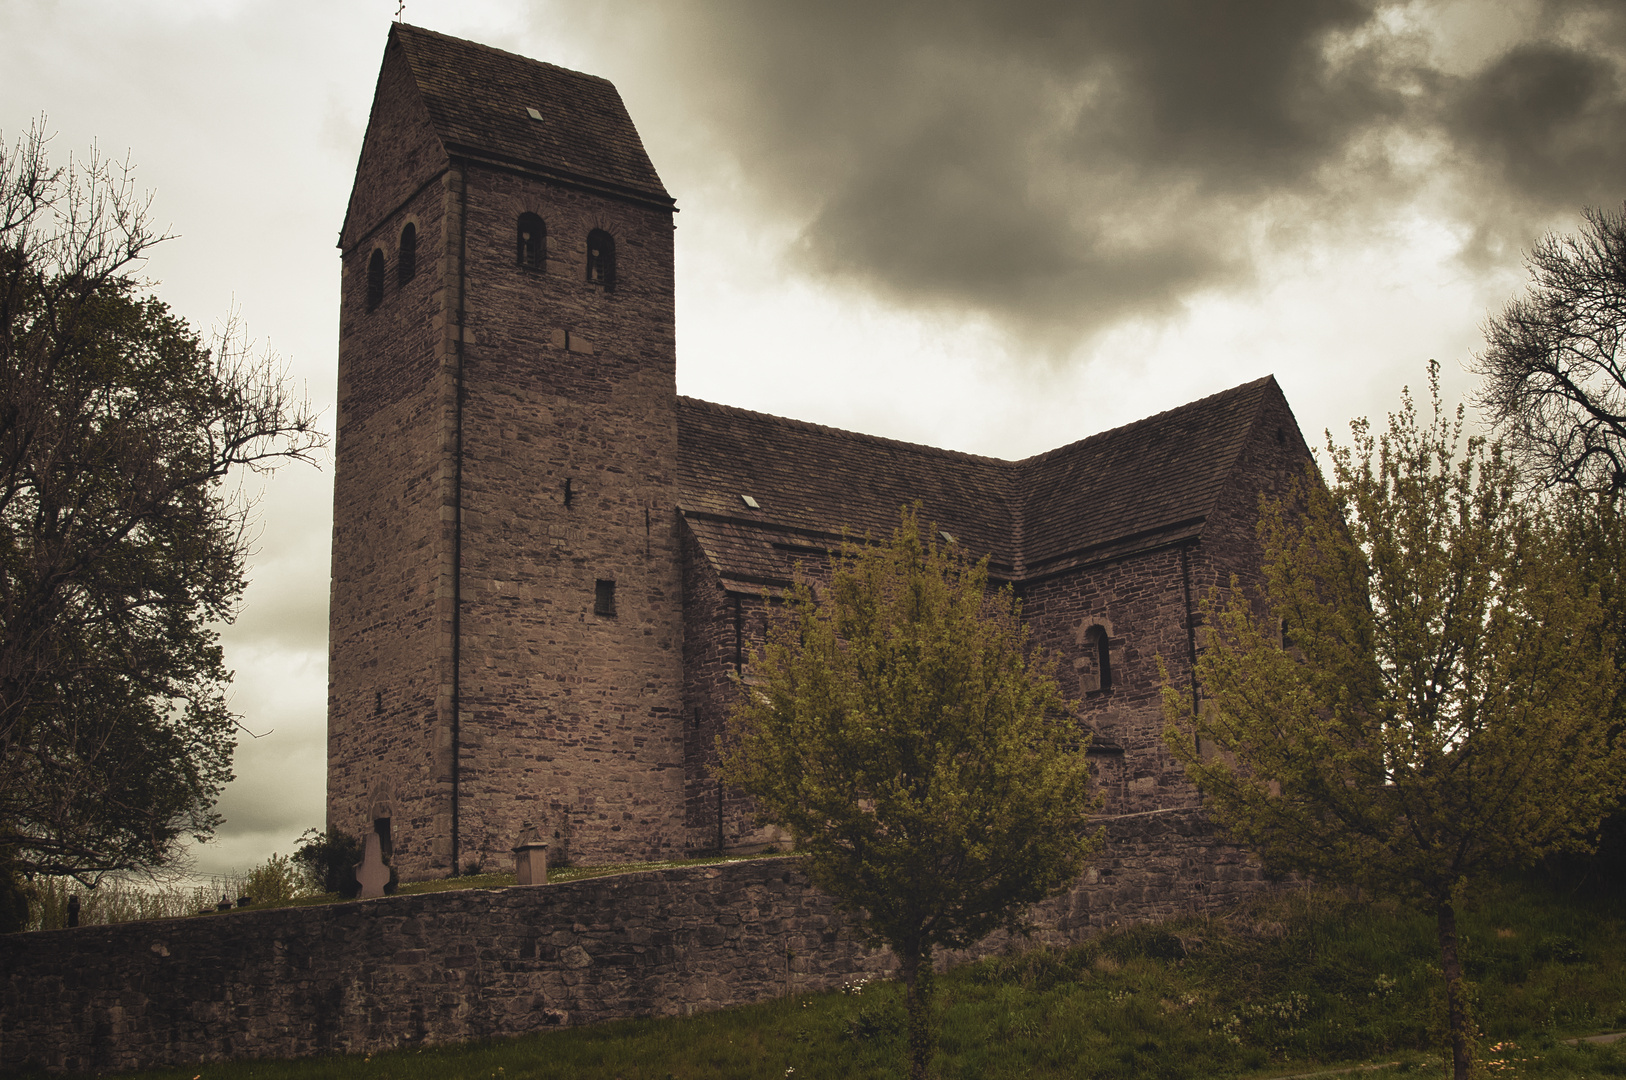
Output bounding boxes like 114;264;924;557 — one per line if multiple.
37;876;1626;1079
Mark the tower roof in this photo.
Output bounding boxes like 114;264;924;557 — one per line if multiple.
392;24;671;205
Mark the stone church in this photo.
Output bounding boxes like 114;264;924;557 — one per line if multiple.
328;24;1315;884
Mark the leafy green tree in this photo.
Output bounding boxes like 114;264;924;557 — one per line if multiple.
1475;208;1626;885
0;122;323;889
242;852;312;905
292;828;363;898
719;507;1099;1080
1546;490;1626;888
1164;368;1622;1080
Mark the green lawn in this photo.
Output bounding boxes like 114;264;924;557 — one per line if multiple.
35;875;1626;1079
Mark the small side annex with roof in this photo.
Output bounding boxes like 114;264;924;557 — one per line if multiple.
328;23;1316;881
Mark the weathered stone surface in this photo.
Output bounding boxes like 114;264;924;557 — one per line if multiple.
0;811;1269;1074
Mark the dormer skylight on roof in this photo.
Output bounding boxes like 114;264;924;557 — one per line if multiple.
526;107;543;121
741;495;760;509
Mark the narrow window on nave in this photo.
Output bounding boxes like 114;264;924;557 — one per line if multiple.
365;249;385;311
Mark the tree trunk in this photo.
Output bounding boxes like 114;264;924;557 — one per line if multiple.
1436;901;1473;1080
900;946;936;1080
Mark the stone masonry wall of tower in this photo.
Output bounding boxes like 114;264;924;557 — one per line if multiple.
330;27;687;881
449;163;686;873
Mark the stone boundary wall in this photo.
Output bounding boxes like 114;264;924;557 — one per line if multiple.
1;809;1268;1074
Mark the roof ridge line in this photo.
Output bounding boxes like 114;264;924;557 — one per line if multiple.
675;395;1018;469
393;23;616;87
1015;375;1275;467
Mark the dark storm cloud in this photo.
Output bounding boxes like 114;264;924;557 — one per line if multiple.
577;1;1626;344
1447;41;1626;210
1051;0;1385;183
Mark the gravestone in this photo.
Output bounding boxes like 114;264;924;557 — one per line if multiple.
355;830;390;899
512;824;549;886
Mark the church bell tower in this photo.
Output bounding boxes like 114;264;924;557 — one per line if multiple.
329;24;686;880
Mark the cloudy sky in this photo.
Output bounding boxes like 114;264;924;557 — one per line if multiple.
5;0;1624;879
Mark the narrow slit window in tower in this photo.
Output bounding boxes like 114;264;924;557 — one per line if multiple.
398;222;417;286
594;579;616;616
586;228;615;290
366;248;385;311
518;213;545;269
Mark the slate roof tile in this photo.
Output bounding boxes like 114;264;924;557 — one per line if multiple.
1018;377;1275;573
675;398;1017;589
676;377;1287;591
391;24;671;205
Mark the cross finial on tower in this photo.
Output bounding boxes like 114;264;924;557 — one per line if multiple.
395;1;405;22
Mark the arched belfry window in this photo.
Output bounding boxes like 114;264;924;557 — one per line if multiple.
398;223;417;286
366;249;385;311
517;213;545;269
1083;625;1113;693
586;228;616;290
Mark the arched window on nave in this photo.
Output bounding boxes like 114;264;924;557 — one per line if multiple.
1082;625;1113;694
517;213;545;269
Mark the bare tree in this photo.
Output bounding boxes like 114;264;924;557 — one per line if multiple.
1474;205;1626;496
0;119;324;897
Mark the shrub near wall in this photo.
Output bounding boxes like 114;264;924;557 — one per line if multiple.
1;812;1266;1074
